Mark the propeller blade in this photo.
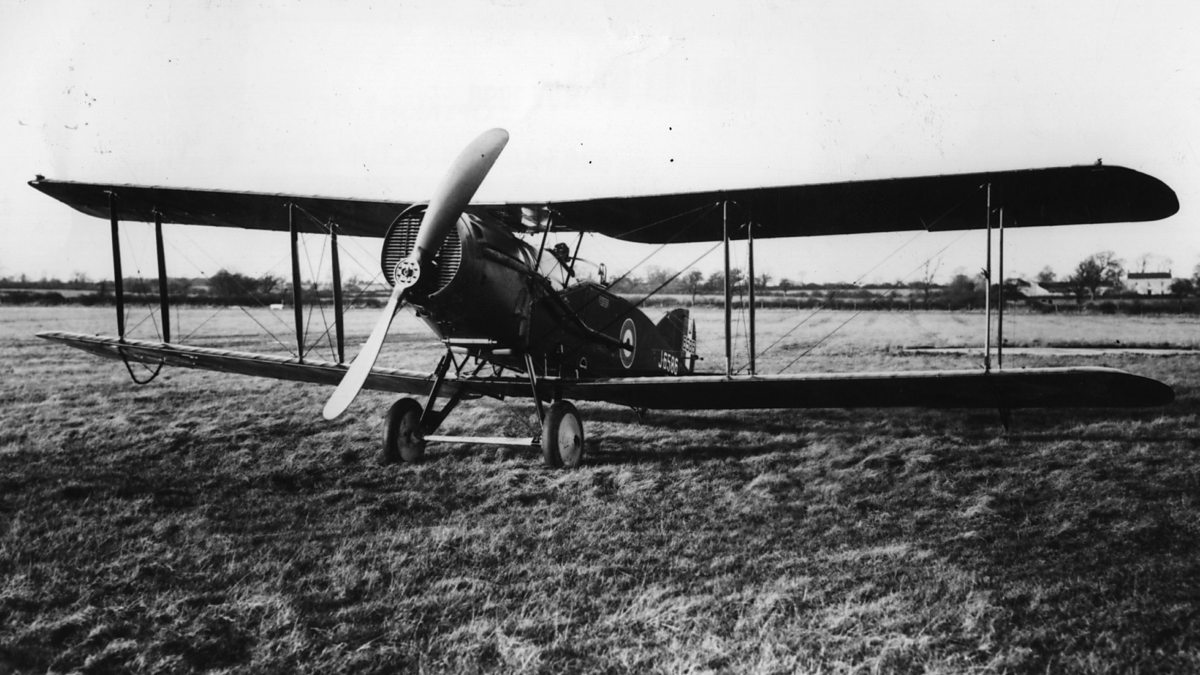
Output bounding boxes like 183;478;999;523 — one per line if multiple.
322;129;509;420
322;278;409;420
413;127;509;264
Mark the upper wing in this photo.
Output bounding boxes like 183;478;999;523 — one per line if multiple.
534;164;1179;243
28;178;410;237
40;331;1174;410
31;162;1177;243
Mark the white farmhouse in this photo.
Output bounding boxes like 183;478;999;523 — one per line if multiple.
1125;271;1173;295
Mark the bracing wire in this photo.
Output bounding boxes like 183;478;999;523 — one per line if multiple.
115;226;166;384
292;207;360;361
630;241;723;310
169;229;297;335
302;222;338;361
602;202;720;291
169;237;296;354
286;203;397;360
746;188;983;372
747;229;924;368
530;203;723;357
776;310;862;374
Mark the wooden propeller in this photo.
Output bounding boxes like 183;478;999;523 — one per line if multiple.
322;128;509;420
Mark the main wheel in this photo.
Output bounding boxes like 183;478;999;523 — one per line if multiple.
382;397;426;464
541;400;584;469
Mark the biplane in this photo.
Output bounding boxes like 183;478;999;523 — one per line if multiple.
31;128;1178;468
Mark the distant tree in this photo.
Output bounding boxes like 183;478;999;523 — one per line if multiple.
209;270;241;297
126;277;153;294
702;268;745;294
943;273;981;309
209;269;281;300
257;274;283;296
1135;252;1172;274
755;273;771;289
1169;278;1195;297
168;278;192;296
643;266;675;293
919;259;942;309
728;267;745;289
1035;266;1056;283
777;278;794;296
1068;251;1124;301
682;269;704;303
606;270;641;294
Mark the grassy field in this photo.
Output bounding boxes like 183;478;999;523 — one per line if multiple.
2;306;1198;672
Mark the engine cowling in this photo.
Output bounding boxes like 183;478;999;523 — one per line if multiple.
380;204;463;300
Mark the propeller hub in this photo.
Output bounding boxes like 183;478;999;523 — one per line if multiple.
393;258;421;289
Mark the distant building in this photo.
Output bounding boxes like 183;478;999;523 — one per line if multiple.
1011;279;1056;298
1013;278;1122;305
1126;271;1172;296
1014;279;1077;301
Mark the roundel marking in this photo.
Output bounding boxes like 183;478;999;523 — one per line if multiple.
619;318;636;369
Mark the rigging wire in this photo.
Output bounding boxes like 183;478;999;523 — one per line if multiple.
118;226;161;339
292;206;373;360
745;188;983;372
303;270;386;360
529;203;723;357
114;226;169;384
601;202;720;290
753;229;973;374
298;217;337;361
629;241;723;310
170;229;297;333
298;230;320;359
776;310;863;374
167;229;298;354
747;229;923;367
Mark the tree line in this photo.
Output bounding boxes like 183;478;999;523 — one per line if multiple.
4;251;1200;309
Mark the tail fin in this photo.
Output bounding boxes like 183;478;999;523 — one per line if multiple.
655;308;697;374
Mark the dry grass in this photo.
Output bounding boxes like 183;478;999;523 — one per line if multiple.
2;306;1199;673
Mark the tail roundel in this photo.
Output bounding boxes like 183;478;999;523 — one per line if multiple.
655;308;698;375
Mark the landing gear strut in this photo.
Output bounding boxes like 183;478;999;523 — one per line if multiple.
380;347;588;468
382;397;426;464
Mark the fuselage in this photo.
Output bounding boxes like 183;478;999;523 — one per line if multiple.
381;207;690;377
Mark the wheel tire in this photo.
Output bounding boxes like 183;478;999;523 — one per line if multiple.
541;401;584;469
382;398;425;464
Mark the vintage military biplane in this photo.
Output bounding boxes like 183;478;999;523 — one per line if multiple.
31;129;1178;468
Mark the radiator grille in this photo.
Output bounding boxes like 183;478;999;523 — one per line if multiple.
380;206;462;292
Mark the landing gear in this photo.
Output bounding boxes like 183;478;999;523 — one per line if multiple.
542;400;585;469
379;347;588;468
382;397;426;464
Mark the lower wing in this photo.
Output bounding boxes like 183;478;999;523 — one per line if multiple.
39;331;1173;410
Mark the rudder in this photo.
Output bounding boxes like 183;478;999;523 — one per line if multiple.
655;308;697;374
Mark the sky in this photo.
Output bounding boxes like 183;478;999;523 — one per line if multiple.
3;0;1198;287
